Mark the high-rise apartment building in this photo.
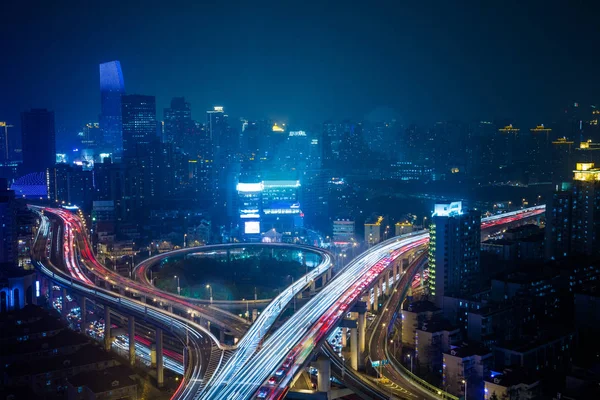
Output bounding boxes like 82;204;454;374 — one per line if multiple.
528;124;552;182
551;138;574;184
20;109;56;175
428;201;481;305
99;61;125;153
546;162;600;259
545;182;573;259
497;124;520;166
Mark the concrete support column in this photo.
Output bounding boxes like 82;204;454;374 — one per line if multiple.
219;329;225;343
310;280;316;294
314;356;331;393
327;268;332;281
156;328;164;388
358;312;366;370
150;344;157;367
104;306;111;351
350;327;358;370
167;304;173;313
61;288;68;317
140;296;146;304
341;327;347;347
385;270;391;296
321;274;327;287
393;262;398;282
363;294;371;312
373;286;379;312
358;312;366;355
252;309;258;322
128;316;136;366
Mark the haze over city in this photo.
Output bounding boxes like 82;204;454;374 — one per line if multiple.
1;2;600;400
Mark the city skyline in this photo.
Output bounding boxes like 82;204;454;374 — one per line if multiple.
2;0;600;145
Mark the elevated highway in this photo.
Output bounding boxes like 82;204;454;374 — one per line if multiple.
30;207;224;400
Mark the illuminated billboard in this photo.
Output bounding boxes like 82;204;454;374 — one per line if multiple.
244;221;261;234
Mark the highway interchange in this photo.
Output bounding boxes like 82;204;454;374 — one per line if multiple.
29;204;545;400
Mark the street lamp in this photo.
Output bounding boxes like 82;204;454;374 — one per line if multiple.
174;276;180;296
407;353;413;373
422;216;428;229
462;379;467;400
206;284;213;304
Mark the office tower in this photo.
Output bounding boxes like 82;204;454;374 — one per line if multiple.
338;121;365;166
99;61;125;153
0;178;17;265
207;106;238;216
528;124;552;182
121;95;158;213
47;164;94;209
164;97;193;148
428;201;481;305
551;138;574;184
80;122;102;149
497;124;521;166
20;109;56;175
0;122;14;163
122;95;156;160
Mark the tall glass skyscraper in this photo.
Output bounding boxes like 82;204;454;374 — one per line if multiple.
121;95;156;160
99;61;125;154
21;108;56;175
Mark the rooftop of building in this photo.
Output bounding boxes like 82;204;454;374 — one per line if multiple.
0;304;49;324
505;224;540;235
68;365;137;393
2;329;89;357
7;343;115;377
403;300;441;314
0;385;38;400
482;238;514;246
444;343;491;358
495;326;574;354
497;265;559;284
485;367;540;387
0;311;64;341
469;301;518;317
417;316;458;333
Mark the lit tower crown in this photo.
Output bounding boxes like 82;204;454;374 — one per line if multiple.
573;162;600;181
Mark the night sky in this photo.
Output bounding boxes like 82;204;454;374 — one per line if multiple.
2;0;600;146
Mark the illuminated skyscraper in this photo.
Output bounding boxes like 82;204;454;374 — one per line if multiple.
121;95;158;213
428;201;480;305
20;109;56;175
122;95;156;160
99;61;125;153
547;162;600;259
164;97;193;148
